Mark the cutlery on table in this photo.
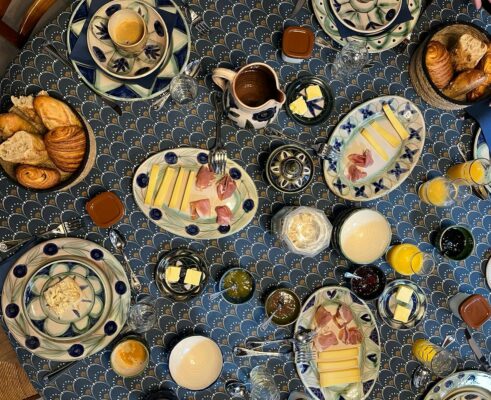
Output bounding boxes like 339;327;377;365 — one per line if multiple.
246;328;317;348
344;272;362;280
233;346;292;357
456;141;489;200
181;0;209;35
108;228;141;294
288;0;306;18
295;347;317;363
209;92;227;175
207;284;237;301
0;219;85;253
41;41;123;116
465;328;491;372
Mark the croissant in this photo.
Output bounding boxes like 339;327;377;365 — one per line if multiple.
16;165;61;189
425;41;454;89
467;49;491;101
44;125;86;172
443;69;487;100
33;95;82;130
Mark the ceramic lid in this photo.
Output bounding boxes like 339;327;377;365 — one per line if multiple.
282;26;314;58
459;294;491;328
86;191;124;228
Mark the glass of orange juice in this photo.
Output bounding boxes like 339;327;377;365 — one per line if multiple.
412;339;457;377
418;176;471;207
447;158;491;185
386;244;434;276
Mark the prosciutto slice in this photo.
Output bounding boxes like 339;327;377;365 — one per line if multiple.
348;149;373;167
190;199;211;220
215;205;233;226
339;326;363;345
315;306;333;328
314;331;338;351
347;164;367;182
196;165;215;189
216;174;237;200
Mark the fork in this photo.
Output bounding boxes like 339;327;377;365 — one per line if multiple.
233;346;292;358
0;219;85;253
209;93;227;175
295;346;317;363
190;9;210;36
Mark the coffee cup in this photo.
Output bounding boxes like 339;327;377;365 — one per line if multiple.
108;9;147;56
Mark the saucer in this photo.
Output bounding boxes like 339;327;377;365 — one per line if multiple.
87;0;169;80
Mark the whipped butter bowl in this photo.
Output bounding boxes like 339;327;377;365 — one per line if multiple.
110;335;150;377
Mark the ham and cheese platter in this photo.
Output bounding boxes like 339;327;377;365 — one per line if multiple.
133;148;258;239
295;286;380;400
323;95;425;201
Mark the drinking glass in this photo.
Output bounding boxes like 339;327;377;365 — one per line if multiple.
169;74;198;105
386;244;434;276
250;365;280;400
331;40;369;79
447;158;491;186
435;225;475;261
418;176;471;207
126;295;157;333
412;339;457;377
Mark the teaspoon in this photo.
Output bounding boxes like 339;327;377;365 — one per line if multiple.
109;228;141;293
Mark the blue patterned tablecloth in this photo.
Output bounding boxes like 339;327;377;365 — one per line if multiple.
1;0;491;398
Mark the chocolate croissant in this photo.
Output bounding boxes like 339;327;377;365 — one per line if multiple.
16;165;61;189
44;125;86;172
425;40;454;89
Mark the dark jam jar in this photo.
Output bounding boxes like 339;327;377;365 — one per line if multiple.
265;288;301;326
350;265;387;301
436;225;474;261
220;268;255;304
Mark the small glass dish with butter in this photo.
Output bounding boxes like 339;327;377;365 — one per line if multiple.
155;249;209;301
377;279;427;330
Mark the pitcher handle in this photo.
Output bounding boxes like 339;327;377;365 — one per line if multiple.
212;68;237;91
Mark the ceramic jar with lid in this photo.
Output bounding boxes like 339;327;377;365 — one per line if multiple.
281;26;314;63
448;293;491;328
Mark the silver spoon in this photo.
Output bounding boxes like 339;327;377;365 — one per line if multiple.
456;142;489;200
259;295;284;332
344;272;362;280
109;228;141;293
225;380;247;398
208;284;237;301
246;328;317;348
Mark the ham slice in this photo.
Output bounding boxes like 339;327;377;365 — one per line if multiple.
215;205;233;226
190;199;210;220
339;326;362;345
314;331;338;351
216;174;237;200
339;304;353;324
348;149;373;167
347;164;367;182
196;165;215;189
315;306;333;328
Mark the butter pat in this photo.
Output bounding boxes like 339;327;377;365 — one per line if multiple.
319;368;361;387
393;304;411;323
318;358;358;372
289;96;308;115
169;168;190;210
180;170;197;214
184;269;202;286
144;165;161;205
360;128;389;161
370;120;400;148
306;85;323;101
383;104;409;140
318;346;359;362
396;285;414;304
154;167;178;207
165;266;181;283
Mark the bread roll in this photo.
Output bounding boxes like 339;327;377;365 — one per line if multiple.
0;113;39;139
16;165;61;189
33;96;82;130
10;95;46;133
442;69;487;99
0;131;50;165
451;34;488;72
425;41;454;89
44;125;86;172
467;47;491;101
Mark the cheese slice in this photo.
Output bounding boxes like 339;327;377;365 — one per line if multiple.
396;285;414;304
370;120;400;148
184;269;202;286
360;128;389;161
168;168;190;210
165;266;181;283
318;346;359;362
393;304;411;323
153;167;178;207
318;358;358;372
180;170;197;214
289;96;308;115
383;104;409;140
144;165;161;205
306;85;323;101
319;368;361;387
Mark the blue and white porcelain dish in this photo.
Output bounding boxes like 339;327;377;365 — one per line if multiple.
67;0;190;101
132;148;259;239
294;286;381;400
87;0;169;80
2;238;130;361
472;128;491;194
424;371;491;400
323;95;425;201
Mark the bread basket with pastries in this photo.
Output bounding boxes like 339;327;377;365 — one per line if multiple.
409;22;491;110
0;91;96;191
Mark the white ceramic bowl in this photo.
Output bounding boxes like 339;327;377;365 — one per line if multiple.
169;336;223;390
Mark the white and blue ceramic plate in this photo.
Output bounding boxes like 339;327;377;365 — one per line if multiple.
68;0;190;101
472;128;491;194
323;95;425;201
2;238;130;361
295;286;381;400
87;0;169;80
312;0;421;52
133;148;259;239
424;371;491;400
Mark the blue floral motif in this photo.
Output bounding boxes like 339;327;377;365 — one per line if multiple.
327;157;337;171
389;163;408;179
409;127;422;140
94;22;109;40
354;186;368;198
144;45;161;60
359;106;374;119
252;107;276;122
401;147;418;162
299;363;309;373
340;119;356;133
333;139;343;151
333;178;346;193
92;46;106;62
373;179;386;193
111;58;130;73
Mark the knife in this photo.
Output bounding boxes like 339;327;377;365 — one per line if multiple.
289;0;306;18
465;328;491;372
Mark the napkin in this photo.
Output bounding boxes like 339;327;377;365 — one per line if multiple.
332;0;413;39
70;0;178;89
466;100;491;147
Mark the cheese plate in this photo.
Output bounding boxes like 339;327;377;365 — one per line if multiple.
323;96;425;201
295;286;381;400
133;148;258;239
1;238;130;361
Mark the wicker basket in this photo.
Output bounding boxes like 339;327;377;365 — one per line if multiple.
409;22;491;110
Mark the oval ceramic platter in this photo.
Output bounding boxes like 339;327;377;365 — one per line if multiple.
323;95;425;201
2;238;130;361
133;148;259;239
87;0;169;80
67;0;190;101
424;371;491;400
295;286;381;400
473;128;491;194
312;0;421;52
